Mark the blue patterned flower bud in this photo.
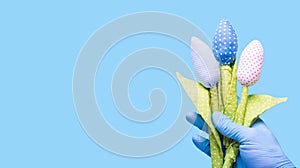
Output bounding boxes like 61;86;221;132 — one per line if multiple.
212;19;238;65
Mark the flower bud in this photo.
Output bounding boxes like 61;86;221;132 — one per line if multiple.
191;36;220;88
212;19;238;65
237;40;264;86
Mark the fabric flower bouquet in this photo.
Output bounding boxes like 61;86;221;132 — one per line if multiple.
176;19;287;168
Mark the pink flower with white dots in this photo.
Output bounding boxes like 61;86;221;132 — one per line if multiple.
237;40;264;86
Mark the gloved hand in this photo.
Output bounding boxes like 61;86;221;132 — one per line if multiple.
186;111;295;168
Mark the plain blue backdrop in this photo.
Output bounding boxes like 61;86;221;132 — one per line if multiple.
1;0;299;167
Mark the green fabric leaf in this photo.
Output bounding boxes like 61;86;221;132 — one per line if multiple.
176;72;288;168
176;72;221;146
223;94;287;168
244;94;288;127
176;72;223;167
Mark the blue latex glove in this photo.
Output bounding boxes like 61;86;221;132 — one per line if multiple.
186;111;295;168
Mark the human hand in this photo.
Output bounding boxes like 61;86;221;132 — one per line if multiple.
186;111;295;168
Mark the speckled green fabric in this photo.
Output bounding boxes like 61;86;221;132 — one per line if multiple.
209;87;223;168
223;142;239;167
235;86;248;125
220;65;232;113
176;70;287;168
223;60;238;121
244;95;287;127
210;87;219;113
176;73;223;168
221;60;238;148
223;94;287;168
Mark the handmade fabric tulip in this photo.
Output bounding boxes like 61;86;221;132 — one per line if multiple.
212;20;239;152
223;40;265;167
212;19;238;65
212;19;238;116
177;20;286;168
190;36;223;168
236;40;264;124
237;40;264;87
191;36;221;115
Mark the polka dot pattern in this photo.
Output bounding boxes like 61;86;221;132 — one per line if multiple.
235;86;248;125
209;130;223;168
220;66;232;107
222;61;238;148
176;72;224;167
210;87;219;113
244;95;288;127
210;88;224;167
237;40;264;86
223;60;238;121
223;145;239;167
222;94;287;168
191;36;220;88
177;18;289;167
176;69;288;167
212;19;238;65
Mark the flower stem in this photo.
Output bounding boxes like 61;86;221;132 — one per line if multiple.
220;65;233;116
223;142;239;168
223;86;248;168
218;80;223;113
210;87;219;113
220;65;235;149
209;129;224;168
210;87;223;168
235;86;248;125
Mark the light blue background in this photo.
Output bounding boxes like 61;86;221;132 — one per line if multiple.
1;0;299;167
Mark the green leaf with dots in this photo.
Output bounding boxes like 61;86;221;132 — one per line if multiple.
244;94;288;127
222;60;238;148
223;59;238;120
176;72;224;167
176;72;222;148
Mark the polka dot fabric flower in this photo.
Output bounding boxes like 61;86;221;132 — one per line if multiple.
237;40;264;86
176;19;287;168
191;36;220;88
212;19;238;65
